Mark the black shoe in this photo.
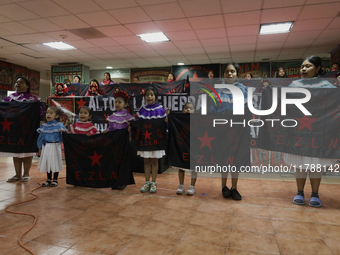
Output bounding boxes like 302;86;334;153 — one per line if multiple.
112;185;127;190
222;186;231;198
231;188;242;200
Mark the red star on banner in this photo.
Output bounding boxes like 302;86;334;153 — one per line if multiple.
143;130;152;140
296;115;318;131
166;91;171;94
69;93;75;97
76;98;87;109
1;118;13;132
197;131;215;149
88;151;103;166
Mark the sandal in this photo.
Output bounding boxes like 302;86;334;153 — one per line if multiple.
293;195;305;205
6;176;22;182
149;182;157;193
50;180;58;187
309;197;322;207
140;181;150;193
20;176;31;182
41;180;51;187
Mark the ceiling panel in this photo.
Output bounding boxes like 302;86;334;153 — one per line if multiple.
93;0;138;10
327;17;340;29
155;19;192;32
256;42;285;51
204;46;229;54
137;51;161;57
230;44;256;52
20;19;63;32
96;25;134;37
1;22;37;34
102;46;131;54
228;36;257;45
188;15;224;30
298;3;340;20
156;49;183;56
125;22;161;34
227;25;259;37
143;3;185;20
135;0;176;5
166;30;197;41
76;11;119;27
195;28;226;39
221;0;262;13
257;34;289;43
224;11;260;27
261;7;302;23
291;18;333;32
80;48;110;55
286;30;322;41
108;7;151;24
173;40;202;49
113;35;145;45
180;47;205;55
19;0;70;17
263;0;306;8
52;0;103;14
47;15;91;29
148;41;177;50
0;3;39;21
200;38;229;47
86;38;119;47
179;0;222;17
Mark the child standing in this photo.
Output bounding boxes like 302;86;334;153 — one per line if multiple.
37;106;67;187
103;91;134;133
136;87;167;193
174;102;197;195
69;106;99;136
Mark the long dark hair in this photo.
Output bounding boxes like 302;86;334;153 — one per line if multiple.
224;62;240;77
104;72;113;82
304;55;326;76
16;76;31;93
275;67;288;78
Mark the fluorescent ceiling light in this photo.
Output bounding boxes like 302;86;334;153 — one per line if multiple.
106;66;113;69
42;41;76;50
178;63;185;65
259;22;294;35
137;32;169;43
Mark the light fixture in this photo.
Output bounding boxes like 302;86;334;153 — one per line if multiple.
177;63;185;65
42;41;76;50
259;22;294;35
106;66;113;69
137;32;169;43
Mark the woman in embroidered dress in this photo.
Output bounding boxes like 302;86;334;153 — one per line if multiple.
2;77;41;182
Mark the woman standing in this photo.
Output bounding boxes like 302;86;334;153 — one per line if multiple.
274;67;288;78
100;72;115;85
2;77;41;182
286;56;336;207
212;63;248;200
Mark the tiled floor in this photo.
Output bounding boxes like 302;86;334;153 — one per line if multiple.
1;157;340;255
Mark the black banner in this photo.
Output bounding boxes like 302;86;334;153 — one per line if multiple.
0;101;40;153
63;130;134;188
130;119;167;151
257;87;340;158
168;113;190;169
190;113;251;171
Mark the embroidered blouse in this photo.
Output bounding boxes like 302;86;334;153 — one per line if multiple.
107;109;134;131
37;120;67;149
137;102;167;120
70;121;99;135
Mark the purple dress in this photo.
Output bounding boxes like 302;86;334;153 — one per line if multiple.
137;102;167;158
107;109;134;131
4;92;39;102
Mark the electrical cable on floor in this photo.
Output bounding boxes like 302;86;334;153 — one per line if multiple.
5;180;43;255
4;176;66;255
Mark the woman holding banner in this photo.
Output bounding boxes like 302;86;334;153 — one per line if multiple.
2;77;41;182
211;63;248;200
286;56;336;207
